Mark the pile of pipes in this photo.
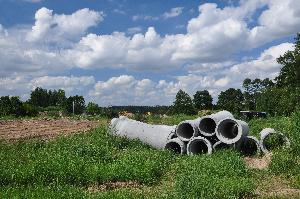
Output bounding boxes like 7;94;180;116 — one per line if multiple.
109;111;290;156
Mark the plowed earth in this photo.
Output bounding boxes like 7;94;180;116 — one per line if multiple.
0;119;101;142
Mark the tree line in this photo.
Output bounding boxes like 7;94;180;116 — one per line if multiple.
1;33;299;118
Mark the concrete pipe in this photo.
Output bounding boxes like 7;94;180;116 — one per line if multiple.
212;141;232;151
165;138;187;154
260;128;291;153
167;132;178;140
187;136;212;155
109;116;176;149
176;119;200;141
198;111;234;137
236;136;260;156
216;118;249;144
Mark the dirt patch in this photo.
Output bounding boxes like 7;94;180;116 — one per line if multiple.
87;181;141;193
244;153;272;170
255;175;300;198
0;118;102;142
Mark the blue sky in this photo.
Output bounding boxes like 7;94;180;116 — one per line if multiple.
0;0;299;106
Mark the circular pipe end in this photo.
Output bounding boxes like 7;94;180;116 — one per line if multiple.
187;136;212;155
260;129;290;153
237;136;260;156
165;138;187;154
176;121;196;141
213;141;231;151
199;117;216;136
216;118;245;144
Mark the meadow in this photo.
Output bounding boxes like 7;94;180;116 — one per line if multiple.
0;113;299;198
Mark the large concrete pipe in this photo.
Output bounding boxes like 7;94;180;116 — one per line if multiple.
236;136;260;156
198;111;234;137
187;136;212;155
176;119;200;141
260;128;290;153
212;141;232;151
216;118;249;144
165;138;187;154
109;116;176;149
167;132;177;140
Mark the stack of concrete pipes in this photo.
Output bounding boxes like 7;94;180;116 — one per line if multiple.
109;111;290;156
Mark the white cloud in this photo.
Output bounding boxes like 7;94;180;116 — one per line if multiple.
88;42;295;106
163;7;184;19
127;26;143;35
113;8;126;15
229;42;295;80
132;15;159;21
0;75;95;100
26;7;104;45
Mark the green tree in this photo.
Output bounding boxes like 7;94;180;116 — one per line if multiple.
276;33;300;88
0;96;11;116
256;87;300;116
29;87;49;107
217;88;244;114
64;95;85;115
193;90;213;110
242;78;274;110
171;89;196;115
48;89;66;107
9;96;23;116
86;102;102;115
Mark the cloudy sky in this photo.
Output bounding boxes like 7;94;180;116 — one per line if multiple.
0;0;299;106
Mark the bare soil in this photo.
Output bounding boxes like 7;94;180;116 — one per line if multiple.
0;118;102;142
244;153;273;170
255;175;300;198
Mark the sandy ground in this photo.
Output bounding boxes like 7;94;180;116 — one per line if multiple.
0;118;101;142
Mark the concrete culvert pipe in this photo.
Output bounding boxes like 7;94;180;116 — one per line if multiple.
176;119;200;141
165;138;187;154
216;118;249;144
167;132;178;140
198;111;234;137
109;116;176;149
187;136;212;155
236;136;260;156
260;128;290;154
213;141;232;151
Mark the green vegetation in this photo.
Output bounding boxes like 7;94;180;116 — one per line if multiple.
0;113;299;198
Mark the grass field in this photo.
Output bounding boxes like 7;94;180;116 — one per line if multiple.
0;113;299;198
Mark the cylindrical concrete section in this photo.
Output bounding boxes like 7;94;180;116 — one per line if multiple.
176;119;200;141
236;136;260;156
216;118;249;144
109;116;176;149
165;137;187;154
167;132;177;140
213;141;232;151
187;136;212;155
260;128;290;153
198;111;234;136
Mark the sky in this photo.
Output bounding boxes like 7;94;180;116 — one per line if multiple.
0;0;300;106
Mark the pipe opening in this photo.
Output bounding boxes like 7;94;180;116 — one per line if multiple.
170;133;177;139
263;133;286;151
177;123;194;140
189;140;208;154
214;142;230;150
239;138;259;156
199;118;216;135
165;142;182;154
219;120;239;139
